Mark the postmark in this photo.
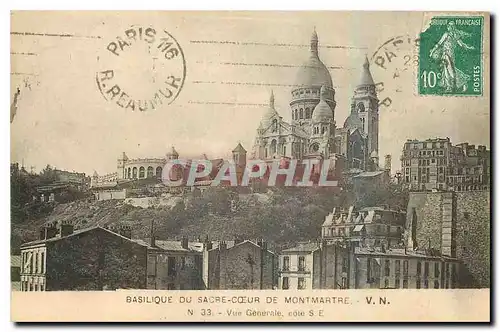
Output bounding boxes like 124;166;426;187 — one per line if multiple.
369;35;420;113
96;25;186;111
418;16;483;96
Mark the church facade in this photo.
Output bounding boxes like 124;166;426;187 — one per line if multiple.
252;30;381;173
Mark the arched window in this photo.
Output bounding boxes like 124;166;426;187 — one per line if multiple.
283;146;287;156
294;109;298;120
156;166;162;178
300;109;304;119
270;139;277;154
305;108;311;118
322;126;326;134
139;166;145;178
132;167;138;179
127;168;131;179
147;166;154;178
272;118;278;132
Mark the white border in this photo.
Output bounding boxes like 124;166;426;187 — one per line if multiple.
2;1;498;331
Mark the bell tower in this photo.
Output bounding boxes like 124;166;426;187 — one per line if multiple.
352;56;379;158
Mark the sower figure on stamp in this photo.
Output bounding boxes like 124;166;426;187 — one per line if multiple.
429;21;475;93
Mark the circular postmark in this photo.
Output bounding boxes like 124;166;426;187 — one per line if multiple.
369;35;420;113
96;25;186;111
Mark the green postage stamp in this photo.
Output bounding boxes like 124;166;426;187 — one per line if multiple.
418;16;484;96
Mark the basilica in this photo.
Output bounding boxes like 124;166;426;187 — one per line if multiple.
252;29;380;172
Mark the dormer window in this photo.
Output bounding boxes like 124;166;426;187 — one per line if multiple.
357;103;365;112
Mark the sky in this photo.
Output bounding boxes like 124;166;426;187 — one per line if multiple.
10;11;490;176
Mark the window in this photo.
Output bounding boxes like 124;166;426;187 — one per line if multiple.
34;252;38;274
384;279;389;288
282;277;289;290
424;262;429;277
451;264;457;289
367;259;372;283
342;277;347;289
342;257;348;273
167;257;176;277
416;262;421;276
40;284;44;291
416;279;421;289
434;280;439;289
40;252;45;274
395;279;400;289
298;256;306;272
180;257;186;270
434;262;440;278
282;256;290;271
298;278;306;290
403;279;408;289
395;260;401;277
384;260;390;277
34;284;38;291
403;260;408;277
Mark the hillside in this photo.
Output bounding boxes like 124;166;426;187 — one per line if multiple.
11;187;350;253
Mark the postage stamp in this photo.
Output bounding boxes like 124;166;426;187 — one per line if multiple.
418;16;483;96
96;25;186;111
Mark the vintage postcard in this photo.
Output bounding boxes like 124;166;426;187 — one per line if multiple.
10;11;490;322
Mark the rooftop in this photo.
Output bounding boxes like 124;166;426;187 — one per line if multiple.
355;247;458;260
20;226;145;248
353;171;385;178
133;239;203;253
282;242;320;253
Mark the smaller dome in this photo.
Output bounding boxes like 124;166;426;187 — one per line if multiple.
312;86;333;122
261;90;279;125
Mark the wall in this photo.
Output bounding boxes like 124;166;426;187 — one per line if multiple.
45;228;148;291
406;190;490;287
278;252;314;290
455;191;490;287
320;244;350;289
19;246;47;291
95;189;127;201
207;242;275;290
354;255;458;289
146;251;203;290
406;192;444;252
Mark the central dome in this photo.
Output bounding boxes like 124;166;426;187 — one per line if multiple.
294;30;333;88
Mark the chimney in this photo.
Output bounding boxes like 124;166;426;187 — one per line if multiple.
59;221;74;237
384;155;392;174
181;236;189;249
112;225;132;239
234;235;244;245
41;223;58;240
219;241;227;250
